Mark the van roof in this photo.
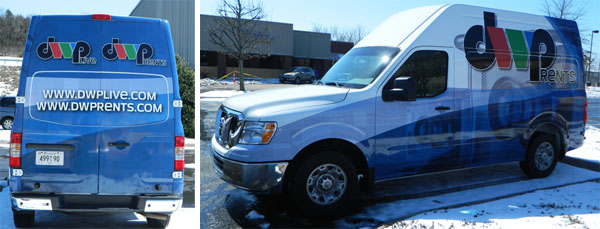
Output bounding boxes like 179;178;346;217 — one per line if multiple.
32;14;165;24
355;4;578;49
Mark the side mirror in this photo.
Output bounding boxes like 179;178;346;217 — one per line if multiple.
382;77;416;101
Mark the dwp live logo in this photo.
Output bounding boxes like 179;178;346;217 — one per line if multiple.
464;12;575;84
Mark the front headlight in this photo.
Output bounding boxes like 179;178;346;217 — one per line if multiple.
239;121;277;144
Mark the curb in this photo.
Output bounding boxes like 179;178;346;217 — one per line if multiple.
561;156;600;172
376;177;600;227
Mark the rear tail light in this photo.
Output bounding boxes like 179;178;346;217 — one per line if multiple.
10;132;22;168
174;136;185;171
584;99;588;124
92;14;111;21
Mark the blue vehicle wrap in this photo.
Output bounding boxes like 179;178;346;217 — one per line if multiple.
211;4;586;203
10;15;184;213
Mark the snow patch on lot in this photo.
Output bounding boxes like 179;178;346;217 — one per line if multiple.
200;78;279;87
199;90;246;98
587;87;600;98
245;210;265;220
385;181;600;229
0;130;10;144
337;163;599;227
567;126;600;163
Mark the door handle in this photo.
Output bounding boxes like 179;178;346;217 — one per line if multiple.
108;142;130;147
435;106;450;111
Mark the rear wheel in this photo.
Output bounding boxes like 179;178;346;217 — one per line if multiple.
2;117;13;130
291;151;357;216
146;215;171;228
295;77;301;85
12;209;35;228
520;134;558;178
309;76;315;84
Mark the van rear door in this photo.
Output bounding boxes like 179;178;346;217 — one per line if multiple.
97;18;176;194
21;17;101;193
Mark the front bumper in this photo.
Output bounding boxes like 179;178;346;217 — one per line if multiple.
211;135;288;194
11;193;182;213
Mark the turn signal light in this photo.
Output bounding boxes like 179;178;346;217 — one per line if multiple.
174;136;185;171
10;132;22;168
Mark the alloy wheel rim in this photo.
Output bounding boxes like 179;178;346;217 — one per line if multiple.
4;119;12;129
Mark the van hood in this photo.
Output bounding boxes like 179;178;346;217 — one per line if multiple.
223;85;349;119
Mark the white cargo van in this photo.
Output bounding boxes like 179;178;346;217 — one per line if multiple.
212;4;587;215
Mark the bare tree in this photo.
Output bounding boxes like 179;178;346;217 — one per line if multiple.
208;0;270;91
312;23;367;44
541;0;587;20
541;0;596;77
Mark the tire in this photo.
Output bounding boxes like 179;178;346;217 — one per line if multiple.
12;209;35;228
295;77;301;85
309;77;315;84
520;134;558;178
2;117;13;130
147;215;171;228
291;151;357;217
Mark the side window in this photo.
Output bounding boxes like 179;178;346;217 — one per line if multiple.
384;50;448;98
0;97;15;108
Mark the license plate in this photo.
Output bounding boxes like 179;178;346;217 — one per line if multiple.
35;151;64;166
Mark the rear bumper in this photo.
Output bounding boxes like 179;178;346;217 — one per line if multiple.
10;193;182;213
211;136;288;194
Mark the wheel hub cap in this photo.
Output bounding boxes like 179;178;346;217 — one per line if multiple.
306;163;347;205
534;142;554;171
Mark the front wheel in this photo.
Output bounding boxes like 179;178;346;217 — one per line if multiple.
520;134;558;178
147;215;171;228
291;151;357;216
295;77;301;85
13;209;35;228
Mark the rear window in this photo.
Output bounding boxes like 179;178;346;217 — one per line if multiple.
28;71;169;127
0;97;15;108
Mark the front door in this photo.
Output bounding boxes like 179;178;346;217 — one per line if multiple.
375;47;467;179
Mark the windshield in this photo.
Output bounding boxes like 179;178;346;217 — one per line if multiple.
320;47;399;88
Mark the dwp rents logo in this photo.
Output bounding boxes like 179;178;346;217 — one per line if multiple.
463;12;566;84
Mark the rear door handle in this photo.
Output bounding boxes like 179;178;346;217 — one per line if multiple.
108;142;130;147
435;106;450;111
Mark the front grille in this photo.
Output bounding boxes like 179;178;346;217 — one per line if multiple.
215;105;244;148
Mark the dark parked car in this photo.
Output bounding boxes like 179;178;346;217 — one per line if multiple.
0;96;15;130
280;66;316;84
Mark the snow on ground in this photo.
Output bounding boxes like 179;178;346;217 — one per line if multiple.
0;129;10;144
587;87;600;98
199;90;246;102
245;210;265;220
567;126;600;163
337;163;599;228
385;181;600;229
200;77;280;87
